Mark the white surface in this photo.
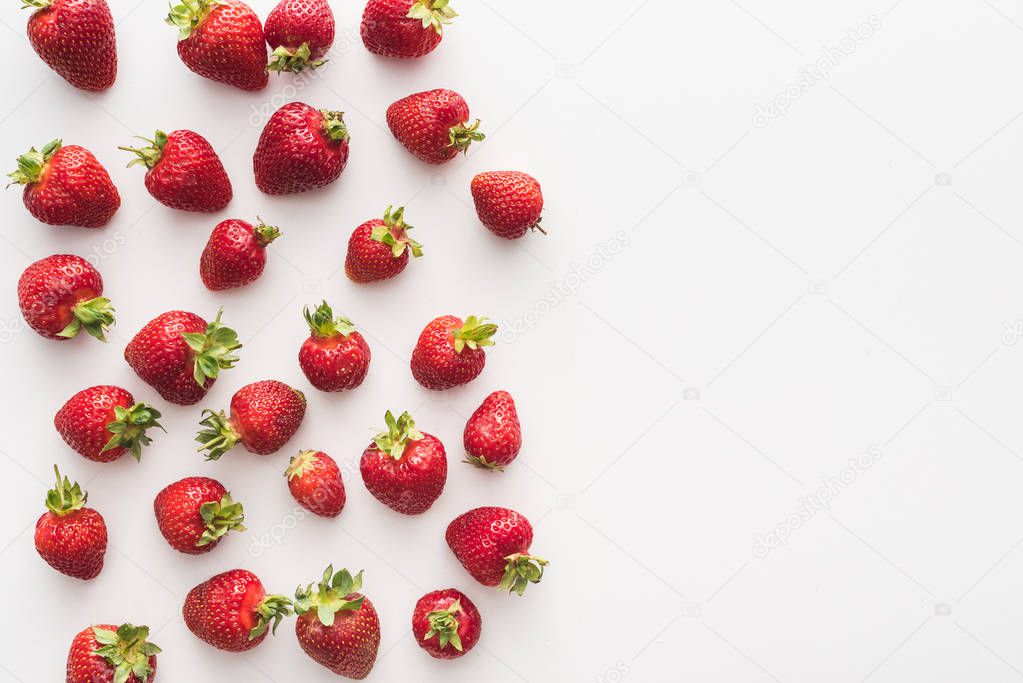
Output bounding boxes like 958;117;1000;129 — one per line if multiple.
1;0;1023;681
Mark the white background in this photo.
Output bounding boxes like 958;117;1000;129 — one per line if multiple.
1;0;1022;681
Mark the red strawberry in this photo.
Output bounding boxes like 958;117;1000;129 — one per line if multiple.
200;217;281;290
410;315;496;390
197;380;306;460
470;171;545;239
35;466;107;580
183;569;293;652
286;450;346;517
299;301;371;392
23;0;116;91
361;0;456;59
294;566;380;679
166;0;268;91
446;506;548;595
7;139;119;227
154;476;245;555
67;623;160;683
55;385;163;463
17;254;115;342
120;129;232;212
360;410;446;515
253;102;350;195
463;390;521;470
386;88;483;164
124;309;241;406
344;206;423;283
411;588;481;659
265;0;334;72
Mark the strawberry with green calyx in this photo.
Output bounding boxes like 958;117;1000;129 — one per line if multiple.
410;315;497;390
463;390;521;471
67;623;160;683
360;410;447;515
265;0;334;73
253;103;350;195
167;0;268;91
17;254;115;342
200;217;281;290
35;465;107;580
386;89;484;164
121;129;233;212
55;385;164;463
411;589;481;659
184;569;293;652
154;476;246;554
345;206;423;283
23;0;117;92
361;0;456;59
286;450;346;517
299;301;372;392
446;506;548;595
197;380;307;460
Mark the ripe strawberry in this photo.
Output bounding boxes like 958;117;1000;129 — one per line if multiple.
7;139;119;228
200;217;281;290
253;102;350;195
197;380;306;460
154;476;245;555
361;0;456;59
166;0;268;91
67;623;160;683
120;129;232;212
386;88;483;164
35;466;107;580
23;0;116;91
360;410;446;515
286;450;346;517
411;588;481;659
344;206;423;283
471;171;545;239
17;254;115;342
265;0;334;73
124;309;241;406
410;315;496;390
184;569;293;652
299;301;371;392
463;390;521;470
446;506;548;595
55;385;163;463
294;566;380;679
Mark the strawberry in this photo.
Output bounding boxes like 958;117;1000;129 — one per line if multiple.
197;380;306;459
386;88;483;164
154;476;245;555
35;466;107;580
67;623;160;683
361;0;456;59
411;588;481;659
344;206;423;283
360;410;446;515
253;102;350;195
7;139;120;228
463;390;521;470
124;309;241;406
183;569;293;652
471;171;545;239
294;566;380;679
166;0;268;91
410;315;496;390
17;254;115;341
286;450;346;517
299;301;371;392
200;217;281;290
446;506;548;595
265;0;334;73
55;385;163;463
120;129;232;213
23;0;116;91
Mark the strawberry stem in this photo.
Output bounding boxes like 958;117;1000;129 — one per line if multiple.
294;565;366;627
165;0;224;40
250;595;294;639
6;139;60;186
285;450;320;480
181;309;241;387
253;219;281;246
370;206;423;258
303;300;357;338
267;42;327;73
498;553;548;596
372;410;424;460
321;110;349;143
406;0;457;35
448;119;484;154
197;491;245;546
119;131;168;170
452;315;497;353
45;465;87;516
195;410;240;460
424;600;463;651
102;403;165;463
463;452;506;471
91;624;161;683
59;297;116;342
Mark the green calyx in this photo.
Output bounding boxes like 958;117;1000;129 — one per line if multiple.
499;553;549;596
182;309;241;388
45;465;87;516
285;450;320;480
92;623;161;683
195;410;240;461
267;42;327;73
197;491;245;546
370;206;424;259
294;565;365;627
321;110;349;143
452;315;497;353
448;119;485;154
58;297;116;342
424;600;463;651
253;219;282;247
250;594;294;640
103;403;165;463
165;0;223;40
20;0;54;10
6;139;59;187
119;131;168;170
373;410;423;460
303;300;356;339
407;0;457;35
463;452;505;471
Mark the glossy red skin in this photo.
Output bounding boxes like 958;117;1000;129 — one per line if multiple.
22;145;120;227
254;102;349;194
344;219;410;283
67;624;157;683
230;380;307;454
288;451;346;517
360;432;447;515
386;89;471;164
296;595;380;679
35;506;107;580
410;315;488;390
361;0;442;58
446;507;533;586
144;130;232;212
265;0;335;60
299;331;371;392
154;476;229;555
464;390;522;468
471;171;543;239
55;385;134;462
184;569;269;652
411;589;482;659
200;219;268;290
17;254;102;340
124;310;214;406
27;0;116;91
176;0;268;91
